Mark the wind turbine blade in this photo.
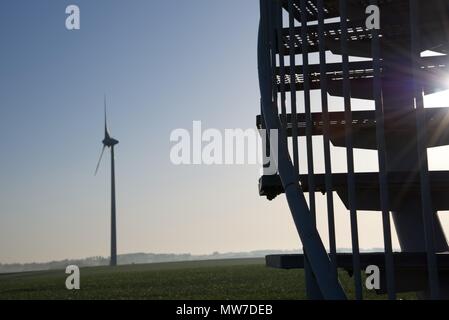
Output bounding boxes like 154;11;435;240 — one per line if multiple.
94;146;106;176
104;95;109;137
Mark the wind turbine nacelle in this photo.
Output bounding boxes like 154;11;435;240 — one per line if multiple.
103;137;119;147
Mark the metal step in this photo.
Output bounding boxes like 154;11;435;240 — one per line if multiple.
280;0;340;23
259;171;449;211
281;0;449;28
275;56;449;99
257;107;449;150
278;4;449;56
266;252;449;294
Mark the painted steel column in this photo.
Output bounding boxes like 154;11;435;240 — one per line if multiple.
110;145;117;267
370;0;396;300
339;0;363;300
298;0;323;301
316;0;338;286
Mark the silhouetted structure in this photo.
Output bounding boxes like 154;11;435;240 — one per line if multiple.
95;97;119;267
258;0;449;299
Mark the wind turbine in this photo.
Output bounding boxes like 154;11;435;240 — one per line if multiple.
95;96;119;267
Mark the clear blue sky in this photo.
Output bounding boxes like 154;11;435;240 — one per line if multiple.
1;0;448;264
0;0;284;263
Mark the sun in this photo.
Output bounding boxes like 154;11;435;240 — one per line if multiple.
424;89;449;108
421;50;449;108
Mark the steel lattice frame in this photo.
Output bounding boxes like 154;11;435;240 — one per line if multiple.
258;0;449;299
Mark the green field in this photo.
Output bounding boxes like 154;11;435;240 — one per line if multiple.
0;258;416;300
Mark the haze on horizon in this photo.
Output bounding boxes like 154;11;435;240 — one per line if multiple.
1;0;449;264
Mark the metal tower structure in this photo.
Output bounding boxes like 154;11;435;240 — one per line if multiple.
95;98;119;267
258;0;449;299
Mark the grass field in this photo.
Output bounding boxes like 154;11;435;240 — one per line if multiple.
0;258;416;300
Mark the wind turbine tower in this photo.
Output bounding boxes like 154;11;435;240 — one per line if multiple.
95;97;119;267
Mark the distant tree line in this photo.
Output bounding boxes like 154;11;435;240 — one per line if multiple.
0;248;383;273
